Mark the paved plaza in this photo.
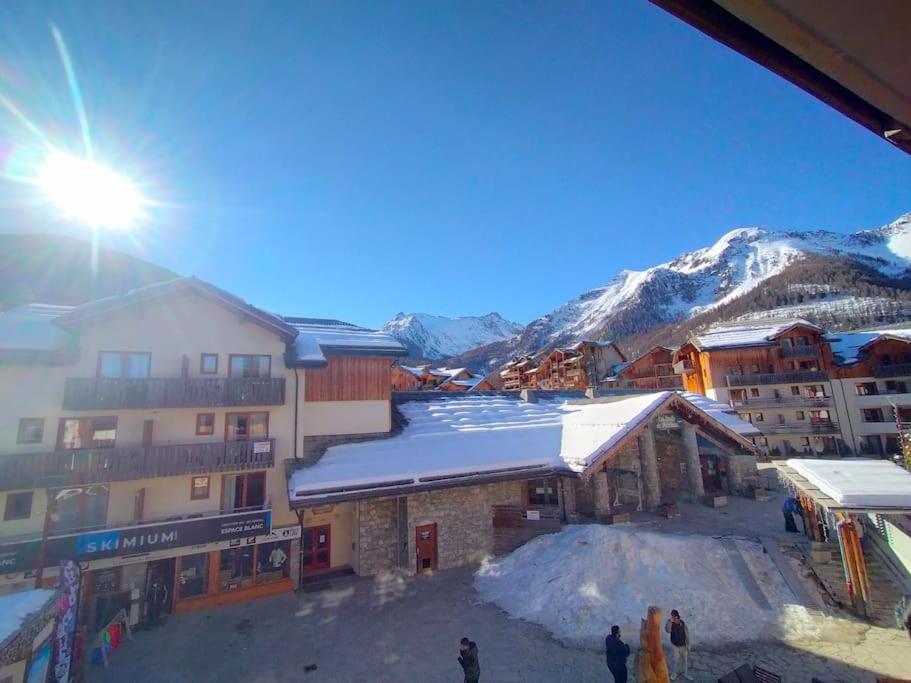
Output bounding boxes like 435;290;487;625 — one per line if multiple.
89;483;911;683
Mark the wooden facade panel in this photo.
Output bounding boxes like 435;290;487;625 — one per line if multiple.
305;356;392;401
831;338;911;378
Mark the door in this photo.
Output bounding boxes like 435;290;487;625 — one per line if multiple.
700;456;723;493
415;523;438;573
146;558;176;616
301;525;331;573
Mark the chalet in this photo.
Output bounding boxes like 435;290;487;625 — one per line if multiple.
674;319;844;458
391;365;426;391
605;346;682;390
0;278;407;628
285;391;759;576
468;369;502;392
500;356;534;391
826;326;911;458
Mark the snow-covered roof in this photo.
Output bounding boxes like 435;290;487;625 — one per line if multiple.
0;589;56;649
399;365;428;378
787;458;911;509
825;327;911;365
428;367;468;378
678;391;762;436
285;318;406;366
692;319;820;350
287;392;756;503
0;304;75;353
443;377;483;388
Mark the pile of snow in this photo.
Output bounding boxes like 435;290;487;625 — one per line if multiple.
475;526;825;648
0;589;56;646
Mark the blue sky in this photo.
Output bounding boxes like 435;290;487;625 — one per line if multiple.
0;1;908;328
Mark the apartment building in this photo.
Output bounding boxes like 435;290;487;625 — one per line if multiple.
0;278;405;633
674;320;845;457
604;346;683;390
499;342;626;392
826;327;911;457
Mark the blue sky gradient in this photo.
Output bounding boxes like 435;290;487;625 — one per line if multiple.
0;1;908;327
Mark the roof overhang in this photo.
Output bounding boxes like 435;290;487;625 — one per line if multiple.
774;460;911;514
649;0;911;155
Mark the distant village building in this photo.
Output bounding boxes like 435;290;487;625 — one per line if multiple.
498;342;626;392
391;365;483;391
604;346;683;390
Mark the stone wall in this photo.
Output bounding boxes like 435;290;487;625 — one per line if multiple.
406;481;524;573
654;428;686;504
355;498;400;575
726;454;760;495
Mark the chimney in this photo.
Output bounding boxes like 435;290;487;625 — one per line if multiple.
520;389;537;404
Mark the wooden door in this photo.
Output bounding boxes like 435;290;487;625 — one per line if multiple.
301;525;331;573
415;523;438;573
700;456;723;492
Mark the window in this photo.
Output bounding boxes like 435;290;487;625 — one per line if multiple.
196;413;215;436
177;553;209;599
726;366;742;376
58;417;117;450
781;337;793;349
225;412;268;441
790;386;800;396
16;418;44;444
221;471;266;512
800;437;811;448
4;491;33;520
228;355;271;378
854;382;877;396
885;380;908;394
777;414;785;424
527;478;559;506
862;408;885;423
219;546;255;591
753;413;764;422
810;410;831;424
750;388;760;398
256;540;291;584
750;363;761;374
886;436;900;453
796;336;808;346
200;353;218;375
191;476;210;500
98;351;150;378
796;411;805;421
756;437;768;447
805;385;826;398
48;485;109;533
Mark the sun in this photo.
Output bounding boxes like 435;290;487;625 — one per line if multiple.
35;152;145;230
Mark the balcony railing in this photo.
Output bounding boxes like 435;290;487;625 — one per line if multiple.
726;370;828;387
0;438;275;491
729;395;832;409
62;376;285;410
657;375;684;388
673;359;694;374
778;345;819;359
754;421;840;435
873;363;911;378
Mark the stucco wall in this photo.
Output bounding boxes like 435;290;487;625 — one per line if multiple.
303;502;356;569
300;400;391;436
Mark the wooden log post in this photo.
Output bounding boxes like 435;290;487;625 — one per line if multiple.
635;606;670;683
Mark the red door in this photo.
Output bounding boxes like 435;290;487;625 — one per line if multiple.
415;523;438;573
301;525;331;573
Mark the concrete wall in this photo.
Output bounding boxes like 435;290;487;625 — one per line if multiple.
299;400;391;437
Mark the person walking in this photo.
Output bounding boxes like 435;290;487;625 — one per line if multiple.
604;625;631;683
458;637;480;683
146;575;169;627
782;496;800;533
665;609;692;681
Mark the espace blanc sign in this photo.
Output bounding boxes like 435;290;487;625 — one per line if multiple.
0;509;271;573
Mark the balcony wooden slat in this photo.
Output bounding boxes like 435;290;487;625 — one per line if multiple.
62;377;285;410
0;438;275;491
726;370;828;387
873;363;911;378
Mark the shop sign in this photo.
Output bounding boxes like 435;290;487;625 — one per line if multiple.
0;509;271;573
253;440;272;454
525;510;541;521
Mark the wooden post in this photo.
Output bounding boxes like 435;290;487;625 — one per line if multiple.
635;606;670;683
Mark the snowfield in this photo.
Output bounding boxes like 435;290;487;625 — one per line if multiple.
475;526;841;649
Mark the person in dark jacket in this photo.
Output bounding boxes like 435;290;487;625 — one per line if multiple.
604;625;631;683
782;496;800;533
665;610;692;681
146;575;169;627
458;637;480;683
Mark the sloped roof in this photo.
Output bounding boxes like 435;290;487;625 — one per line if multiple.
284;318;406;367
287;391;756;504
398;364;429;378
825;327;911;365
59;277;299;341
678;391;761;436
692;319;820;351
0;304;76;355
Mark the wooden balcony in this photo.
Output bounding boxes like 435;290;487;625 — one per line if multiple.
778;345;819;359
873;363;911;378
673;359;695;374
0;438;275;491
726;370;828;387
729;395;832;409
657;375;683;389
755;421;840;435
62;376;285;410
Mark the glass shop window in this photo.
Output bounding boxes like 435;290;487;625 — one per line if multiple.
256;541;291;584
177;553;209;599
219;546;255;591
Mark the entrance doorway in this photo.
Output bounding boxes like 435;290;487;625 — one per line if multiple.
700;455;724;492
145;558;176;619
415;523;438;573
301;525;331;573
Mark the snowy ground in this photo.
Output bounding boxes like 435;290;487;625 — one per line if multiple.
475;525;854;649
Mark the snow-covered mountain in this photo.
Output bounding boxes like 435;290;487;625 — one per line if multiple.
448;213;911;370
381;312;523;360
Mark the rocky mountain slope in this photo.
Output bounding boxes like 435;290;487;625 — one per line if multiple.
447;213;911;371
0;233;177;310
381;312;523;360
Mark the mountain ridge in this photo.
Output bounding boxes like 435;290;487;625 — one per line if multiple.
380;311;523;360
